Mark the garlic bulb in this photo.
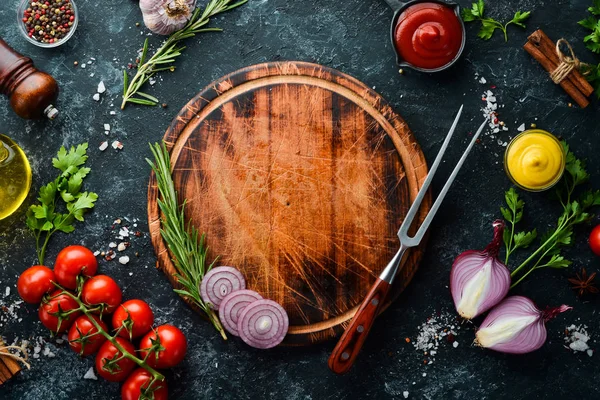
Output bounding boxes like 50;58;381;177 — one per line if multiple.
139;0;196;36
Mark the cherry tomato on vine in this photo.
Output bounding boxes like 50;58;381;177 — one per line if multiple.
121;368;168;400
54;245;98;289
95;337;136;382
38;290;81;332
589;225;600;256
139;325;187;369
112;299;154;339
82;275;122;314
68;315;108;356
17;265;55;304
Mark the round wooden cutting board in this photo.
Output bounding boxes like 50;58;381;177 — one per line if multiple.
148;61;431;345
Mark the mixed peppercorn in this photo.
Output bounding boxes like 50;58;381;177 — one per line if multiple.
21;0;76;45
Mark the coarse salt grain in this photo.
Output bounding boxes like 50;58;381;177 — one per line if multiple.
97;81;106;94
453;341;459;348
403;391;409;398
109;242;117;248
110;111;116;115
517;123;526;132
119;256;130;265
92;93;100;101
84;367;98;380
564;324;593;354
104;123;111;131
4;287;9;297
99;141;108;151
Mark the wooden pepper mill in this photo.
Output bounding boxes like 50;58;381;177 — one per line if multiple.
0;37;59;120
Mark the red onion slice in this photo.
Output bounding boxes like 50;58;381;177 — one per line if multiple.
218;290;263;337
237;299;289;349
200;266;246;309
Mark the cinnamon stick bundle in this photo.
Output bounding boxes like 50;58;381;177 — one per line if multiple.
0;339;22;385
524;29;593;108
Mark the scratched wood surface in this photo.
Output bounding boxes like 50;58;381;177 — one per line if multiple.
148;62;431;345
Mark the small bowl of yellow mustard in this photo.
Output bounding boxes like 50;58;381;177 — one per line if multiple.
504;129;565;192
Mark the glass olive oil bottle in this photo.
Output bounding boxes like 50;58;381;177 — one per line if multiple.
0;134;31;219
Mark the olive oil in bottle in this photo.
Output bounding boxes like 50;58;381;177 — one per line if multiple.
0;134;31;220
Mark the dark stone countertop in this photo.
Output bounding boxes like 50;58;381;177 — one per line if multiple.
1;0;600;399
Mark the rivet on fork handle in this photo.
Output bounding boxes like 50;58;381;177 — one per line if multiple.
328;277;391;374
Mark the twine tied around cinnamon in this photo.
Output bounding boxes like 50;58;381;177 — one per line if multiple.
550;38;588;84
0;342;30;370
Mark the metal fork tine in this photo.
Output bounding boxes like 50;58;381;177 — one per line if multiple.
398;104;463;241
411;118;487;241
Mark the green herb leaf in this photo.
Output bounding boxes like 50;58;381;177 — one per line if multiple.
510;11;531;28
478;20;498;40
148;142;228;340
513;229;537;249
462;1;530;41
544;254;572;269
507;143;600;288
589;0;600;15
579;16;598;30
26;143;97;264
52;144;88;173
121;0;247;109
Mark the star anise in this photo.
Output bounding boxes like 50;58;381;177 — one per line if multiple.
568;268;599;297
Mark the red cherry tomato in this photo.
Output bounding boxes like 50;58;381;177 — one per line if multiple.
121;368;168;400
81;275;122;314
589;225;600;256
54;245;98;289
38;290;81;332
68;315;108;356
112;299;154;339
95;337;136;382
139;325;187;369
17;265;55;304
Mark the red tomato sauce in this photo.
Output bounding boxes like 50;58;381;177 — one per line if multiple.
393;2;463;70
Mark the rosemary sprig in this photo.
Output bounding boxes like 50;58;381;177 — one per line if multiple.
147;142;227;340
122;0;248;109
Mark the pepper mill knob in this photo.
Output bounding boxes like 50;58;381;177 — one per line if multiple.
0;37;59;120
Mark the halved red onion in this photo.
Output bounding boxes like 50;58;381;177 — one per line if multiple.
200;266;246;309
237;299;289;349
218;290;263;337
475;295;571;354
450;220;511;319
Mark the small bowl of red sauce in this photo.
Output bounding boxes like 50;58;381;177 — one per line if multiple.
388;0;465;72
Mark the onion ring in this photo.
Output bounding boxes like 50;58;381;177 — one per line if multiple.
237;299;288;349
200;266;246;309
218;289;263;336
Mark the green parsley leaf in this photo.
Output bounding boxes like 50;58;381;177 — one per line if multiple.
478;19;499;40
52;143;89;173
513;229;537;249
26;143;98;264
579;16;598;30
462;1;530;41
510;11;531;28
543;254;572;269
589;0;600;15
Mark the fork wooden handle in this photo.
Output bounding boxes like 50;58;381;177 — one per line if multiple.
328;278;391;374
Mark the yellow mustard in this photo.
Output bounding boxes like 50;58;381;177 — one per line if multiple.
504;130;565;191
